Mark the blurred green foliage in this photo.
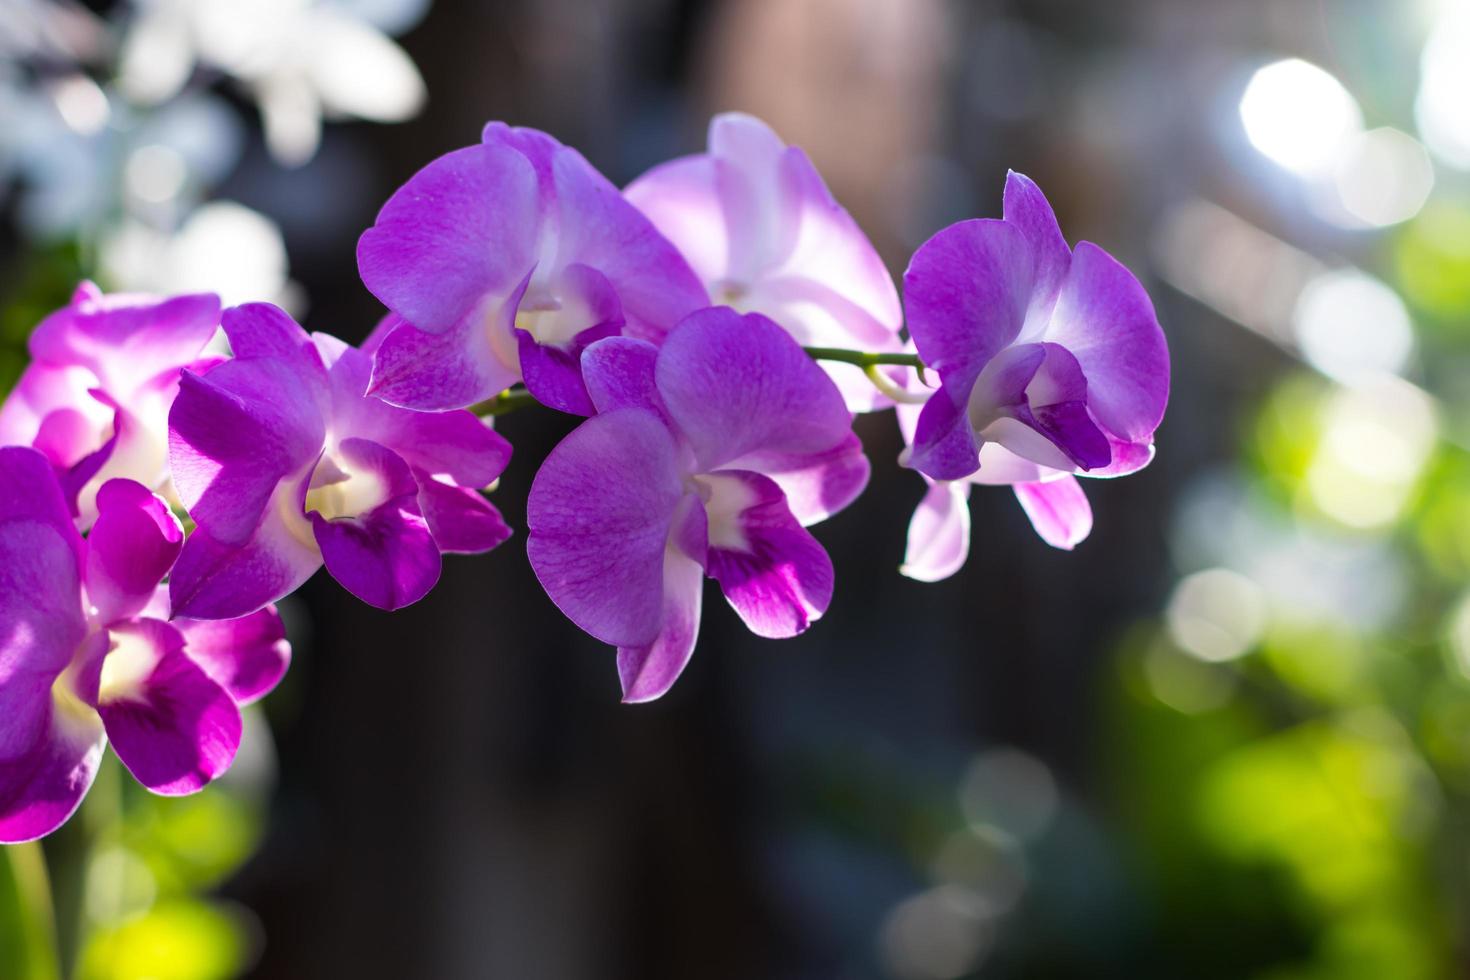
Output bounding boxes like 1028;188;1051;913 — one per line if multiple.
0;243;87;393
0;720;270;979
1107;214;1470;975
77;900;253;980
0;844;61;980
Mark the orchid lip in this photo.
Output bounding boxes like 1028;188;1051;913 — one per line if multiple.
97;627;156;705
303;450;390;523
691;472;757;553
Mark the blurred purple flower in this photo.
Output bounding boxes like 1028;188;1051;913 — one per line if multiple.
0;282;221;527
359;123;708;415
167;304;512;619
0;447;289;843
626;112;904;411
527;308;868;702
897;172;1168;576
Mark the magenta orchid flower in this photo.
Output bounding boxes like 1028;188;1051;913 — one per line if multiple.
895;172;1168;578
359;122;709;415
527;307;868;702
0;282;221;526
904;171;1168;482
0;447;289;843
167;304;512;619
625;113;904;411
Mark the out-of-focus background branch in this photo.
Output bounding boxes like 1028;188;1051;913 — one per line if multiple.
4;1;1470;978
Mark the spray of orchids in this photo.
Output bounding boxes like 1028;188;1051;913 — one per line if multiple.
0;112;1167;841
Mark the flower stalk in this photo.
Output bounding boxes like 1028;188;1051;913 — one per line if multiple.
801;347;924;370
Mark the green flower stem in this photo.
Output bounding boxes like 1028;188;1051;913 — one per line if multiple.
863;364;932;404
472;387;540;417
802;347;925;370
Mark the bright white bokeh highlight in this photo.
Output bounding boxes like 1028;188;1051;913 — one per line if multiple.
1240;58;1362;175
1333;127;1435;227
1307;378;1437;530
1292;269;1415;383
1166;568;1268;663
101;201;293;310
1417;6;1470;169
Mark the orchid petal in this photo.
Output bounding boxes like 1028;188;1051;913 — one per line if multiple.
1014;476;1093;550
515;264;624;415
309;439;440;611
415;476;512;554
1002;171;1072;320
966;442;1061;486
772;147;903;346
0;692;104;843
728;432;870;526
0;365;109;468
174;607;291;706
702;470;833;639
168;359;325;546
1045;242;1169;444
85;480;183;625
328;345;511;487
903;218;1032;386
96;619;241;795
547;143;707;343
708;113;798;278
623;155;728;286
1089;438;1156;479
0;446;83;558
580;336;665;418
368;301;521;412
656;308;853;471
907;391;981;481
625;114;901;413
169;481;321;621
29;285;220;394
527;408;685;648
220;304;325;378
901;481;972;582
617;548;704;704
357;142;540;334
0;520;86;763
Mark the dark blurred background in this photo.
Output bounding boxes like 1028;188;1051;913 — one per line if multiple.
4;1;1470;978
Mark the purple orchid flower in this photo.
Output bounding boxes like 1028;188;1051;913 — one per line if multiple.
0;446;289;843
166;304;513;619
0;282;221;527
625;112;904;412
358;122;709;415
526;307;868;702
895;172;1168;578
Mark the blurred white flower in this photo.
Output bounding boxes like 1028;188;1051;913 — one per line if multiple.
99;200;297;311
0;0;108;62
0;85;244;238
119;0;429;165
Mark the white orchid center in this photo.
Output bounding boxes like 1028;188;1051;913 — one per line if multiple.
515;291;589;349
692;472;758;553
303;451;389;523
98;629;160;705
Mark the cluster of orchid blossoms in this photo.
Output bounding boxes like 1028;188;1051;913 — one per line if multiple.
0;113;1168;841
